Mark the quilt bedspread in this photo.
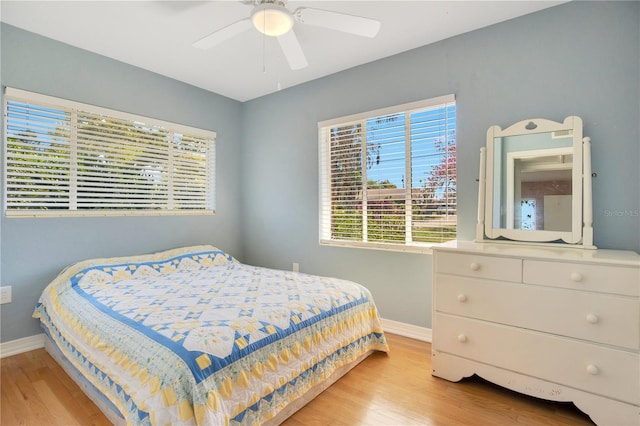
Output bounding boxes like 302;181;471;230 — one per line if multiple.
33;246;388;425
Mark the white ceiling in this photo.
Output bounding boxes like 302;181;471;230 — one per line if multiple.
0;1;564;102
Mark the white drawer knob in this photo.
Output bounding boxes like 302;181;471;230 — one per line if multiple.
586;313;599;324
586;364;599;375
470;262;481;271
457;334;468;343
457;294;468;303
570;272;583;282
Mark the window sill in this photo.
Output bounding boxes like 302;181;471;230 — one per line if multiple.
320;239;458;255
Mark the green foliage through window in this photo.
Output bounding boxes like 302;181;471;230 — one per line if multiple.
4;88;216;216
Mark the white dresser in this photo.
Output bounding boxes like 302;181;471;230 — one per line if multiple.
432;241;640;426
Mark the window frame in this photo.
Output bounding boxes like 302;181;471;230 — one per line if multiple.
318;94;457;253
3;87;216;218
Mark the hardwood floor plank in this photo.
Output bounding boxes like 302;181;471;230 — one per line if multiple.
31;379;83;426
1;333;595;425
1;372;22;426
1;359;60;425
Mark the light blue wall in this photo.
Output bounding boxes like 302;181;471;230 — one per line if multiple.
240;1;640;328
0;24;245;342
1;2;638;342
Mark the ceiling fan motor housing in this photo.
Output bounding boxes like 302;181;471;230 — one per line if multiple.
251;1;294;37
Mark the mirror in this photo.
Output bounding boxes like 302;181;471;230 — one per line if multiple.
476;116;595;248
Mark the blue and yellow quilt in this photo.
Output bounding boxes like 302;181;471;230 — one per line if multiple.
33;245;388;425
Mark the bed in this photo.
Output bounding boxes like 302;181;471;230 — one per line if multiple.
33;245;388;425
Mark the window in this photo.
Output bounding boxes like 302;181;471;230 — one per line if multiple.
3;88;216;217
319;95;456;252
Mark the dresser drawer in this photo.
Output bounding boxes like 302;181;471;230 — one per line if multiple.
523;260;639;296
435;275;640;350
433;313;639;404
435;252;521;282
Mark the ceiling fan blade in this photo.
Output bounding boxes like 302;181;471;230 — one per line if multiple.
193;18;252;50
277;30;308;70
294;8;380;38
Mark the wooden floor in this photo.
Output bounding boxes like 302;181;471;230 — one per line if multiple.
1;333;594;425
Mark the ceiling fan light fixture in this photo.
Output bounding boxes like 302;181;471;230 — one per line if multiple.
251;3;294;37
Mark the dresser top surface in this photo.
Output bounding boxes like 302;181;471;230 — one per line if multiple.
434;241;640;266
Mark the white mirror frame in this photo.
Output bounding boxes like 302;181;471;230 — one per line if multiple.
475;116;595;249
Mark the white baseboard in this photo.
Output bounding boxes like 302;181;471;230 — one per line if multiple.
0;333;45;358
381;318;432;342
0;319;430;358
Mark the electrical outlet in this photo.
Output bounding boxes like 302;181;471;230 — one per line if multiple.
0;286;12;304
292;262;300;272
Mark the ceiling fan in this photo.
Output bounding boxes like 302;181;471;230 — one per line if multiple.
192;0;381;70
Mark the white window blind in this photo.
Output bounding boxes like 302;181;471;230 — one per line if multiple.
3;88;216;217
319;95;456;252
